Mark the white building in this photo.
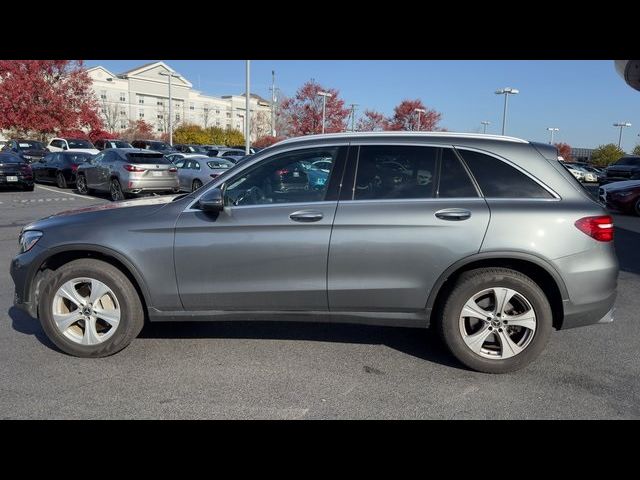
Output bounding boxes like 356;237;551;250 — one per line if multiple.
87;61;272;140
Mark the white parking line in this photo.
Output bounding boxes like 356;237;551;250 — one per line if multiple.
35;185;102;201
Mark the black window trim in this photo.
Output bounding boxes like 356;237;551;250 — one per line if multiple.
453;146;560;200
183;143;350;212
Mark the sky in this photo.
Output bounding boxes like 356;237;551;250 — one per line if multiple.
85;60;640;152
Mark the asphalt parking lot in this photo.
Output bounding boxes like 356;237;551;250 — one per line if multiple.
1;183;639;419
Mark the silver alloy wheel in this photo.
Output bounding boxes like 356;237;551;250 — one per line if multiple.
110;180;123;201
76;175;87;194
459;287;537;360
52;277;121;345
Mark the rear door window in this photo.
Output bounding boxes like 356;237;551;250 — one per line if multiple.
438;148;478;198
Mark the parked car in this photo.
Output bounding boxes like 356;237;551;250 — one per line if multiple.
601;155;640;184
131;139;176;153
0;152;34;191
94;139;133;150
559;161;585;182
46;138;99;155
173;144;209;154
10;132;618;374
230;145;258;154
75;148;179;201
2;139;49;164
568;164;598;183
599;179;640;216
174;156;234;192
208;148;247;159
31;152;94;188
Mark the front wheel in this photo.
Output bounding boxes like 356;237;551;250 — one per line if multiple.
437;268;552;374
76;174;89;195
192;179;203;192
37;259;145;357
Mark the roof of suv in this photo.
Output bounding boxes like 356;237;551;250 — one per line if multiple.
274;131;530;146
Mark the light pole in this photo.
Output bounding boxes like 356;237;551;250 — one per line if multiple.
245;60;251;155
495;87;519;135
546;127;559;144
613;122;632;148
270;70;276;137
348;103;359;132
481;121;490;134
317;91;332;134
414;108;426;131
159;70;180;146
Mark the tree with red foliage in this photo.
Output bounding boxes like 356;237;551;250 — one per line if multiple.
88;128;118;144
120;120;156;142
554;142;573;162
355;110;388;132
279;80;350;136
387;99;442;131
253;135;286;148
0;60;103;140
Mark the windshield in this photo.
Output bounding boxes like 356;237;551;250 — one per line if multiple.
18;141;44;150
126;153;171;164
111;141;132;148
67;139;94;149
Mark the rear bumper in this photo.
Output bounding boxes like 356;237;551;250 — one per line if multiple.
561;291;616;329
123;178;179;194
0;175;33;187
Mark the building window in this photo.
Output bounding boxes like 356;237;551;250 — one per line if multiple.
139;111;144;119
157;100;164;106
120;122;127;129
100;90;107;100
176;114;180;121
157;114;164;120
204;105;209;112
226;112;231;118
138;96;145;104
216;109;220;114
190;103;194;111
120;110;126;117
216;121;220;126
120;93;126;102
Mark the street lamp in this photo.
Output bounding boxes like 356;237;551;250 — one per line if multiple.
245;60;251;155
159;70;181;146
495;87;519;135
546;127;559;144
481;121;490;134
414;108;426;131
317;91;332;134
613;122;632;148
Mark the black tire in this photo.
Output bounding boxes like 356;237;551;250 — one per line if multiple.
76;174;89;195
56;172;67;189
38;259;144;358
437;267;553;374
110;178;125;201
192;179;203;192
634;198;640;217
22;183;34;192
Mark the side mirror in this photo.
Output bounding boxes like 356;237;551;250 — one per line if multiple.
198;187;224;212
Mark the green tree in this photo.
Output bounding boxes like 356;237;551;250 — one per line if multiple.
206;126;227;145
223;128;245;146
591;143;626;167
632;144;640;156
173;123;209;144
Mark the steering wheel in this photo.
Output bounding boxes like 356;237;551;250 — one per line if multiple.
233;186;265;205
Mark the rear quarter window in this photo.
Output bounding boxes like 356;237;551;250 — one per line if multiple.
457;149;553;199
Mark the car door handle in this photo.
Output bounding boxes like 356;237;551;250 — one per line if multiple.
435;208;472;221
289;210;324;222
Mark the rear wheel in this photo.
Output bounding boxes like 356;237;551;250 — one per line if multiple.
110;178;125;201
634;198;640;217
56;172;67;189
192;179;203;192
38;259;145;357
437;267;552;374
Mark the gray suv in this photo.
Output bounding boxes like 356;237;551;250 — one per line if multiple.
75;148;179;201
10;133;618;373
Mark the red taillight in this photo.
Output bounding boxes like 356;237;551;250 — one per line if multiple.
71;164;79;172
210;173;219;178
168;167;177;173
123;164;146;172
575;215;614;242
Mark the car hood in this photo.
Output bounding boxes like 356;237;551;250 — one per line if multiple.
601;180;640;192
23;195;180;231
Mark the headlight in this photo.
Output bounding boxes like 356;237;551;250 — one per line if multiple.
18;230;43;254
